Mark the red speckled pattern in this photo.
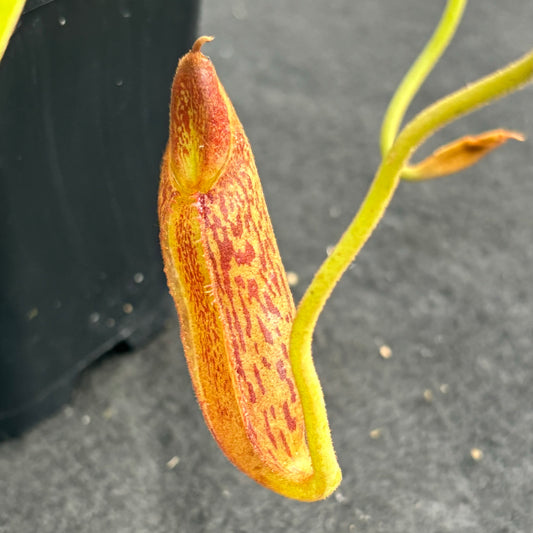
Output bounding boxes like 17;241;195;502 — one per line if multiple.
158;46;313;490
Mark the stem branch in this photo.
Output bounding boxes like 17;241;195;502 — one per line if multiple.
291;46;533;484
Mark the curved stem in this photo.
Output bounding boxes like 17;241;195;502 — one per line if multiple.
291;47;533;484
380;0;467;157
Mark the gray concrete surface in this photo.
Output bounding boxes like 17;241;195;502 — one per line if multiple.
2;1;533;532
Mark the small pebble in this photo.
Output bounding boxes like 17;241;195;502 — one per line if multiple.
379;345;392;359
166;456;180;469
470;448;483;461
123;303;133;314
286;271;299;286
334;491;348;503
81;415;91;425
423;389;433;402
369;428;382;439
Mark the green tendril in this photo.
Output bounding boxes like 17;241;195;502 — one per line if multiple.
380;0;467;157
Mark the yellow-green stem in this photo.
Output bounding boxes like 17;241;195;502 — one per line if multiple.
380;0;467;157
291;47;533;483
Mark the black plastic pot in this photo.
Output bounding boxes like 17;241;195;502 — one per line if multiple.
0;0;198;438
